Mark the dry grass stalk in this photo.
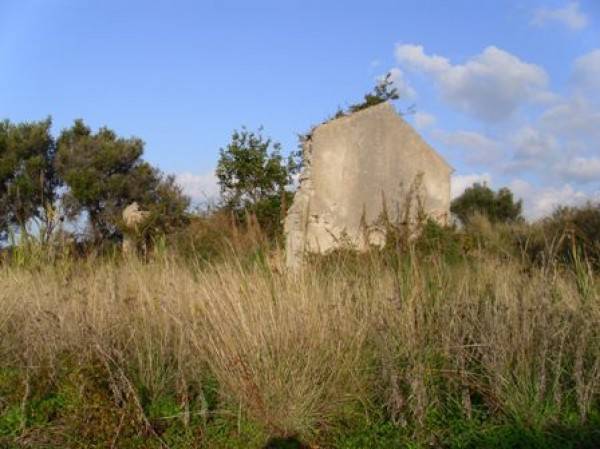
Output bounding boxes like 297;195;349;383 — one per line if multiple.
0;243;598;444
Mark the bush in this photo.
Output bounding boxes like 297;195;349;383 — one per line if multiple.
528;202;600;270
167;209;270;264
216;127;299;239
451;183;523;226
414;219;464;263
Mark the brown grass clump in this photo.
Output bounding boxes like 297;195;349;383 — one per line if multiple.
0;240;599;447
0;255;373;445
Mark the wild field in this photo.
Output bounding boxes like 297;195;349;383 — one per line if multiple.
1;217;599;449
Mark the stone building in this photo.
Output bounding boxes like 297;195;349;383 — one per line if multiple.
284;101;452;268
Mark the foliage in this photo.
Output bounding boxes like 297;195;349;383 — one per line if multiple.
216;127;299;237
527;202;600;270
414;219;464;263
1;230;600;448
348;72;399;113
167;210;270;265
127;174;191;251
451;182;523;225
55;119;189;244
0;118;58;242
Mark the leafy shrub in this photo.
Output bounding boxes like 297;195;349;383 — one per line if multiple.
216;127;299;239
451;183;523;226
414;219;464;263
168;210;269;264
542;203;600;269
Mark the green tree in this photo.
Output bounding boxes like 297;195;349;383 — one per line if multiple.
139;174;190;239
55;120;189;243
451;183;523;225
216;127;299;236
349;72;400;113
0;118;58;242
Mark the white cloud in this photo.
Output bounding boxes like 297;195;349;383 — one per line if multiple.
540;96;600;140
434;129;502;164
451;173;492;199
395;44;450;73
395;44;548;122
559;157;600;184
530;89;562;106
573;49;600;95
510;179;600;219
175;171;219;204
511;126;557;159
531;2;588;30
504;126;559;172
386;67;416;99
413;111;436;130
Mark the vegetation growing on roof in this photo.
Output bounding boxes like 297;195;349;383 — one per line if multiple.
348;72;400;113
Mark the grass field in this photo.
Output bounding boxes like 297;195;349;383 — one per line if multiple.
1;223;599;448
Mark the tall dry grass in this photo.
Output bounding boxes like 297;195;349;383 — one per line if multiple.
0;242;599;446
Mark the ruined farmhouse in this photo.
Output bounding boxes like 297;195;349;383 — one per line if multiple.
284;101;452;267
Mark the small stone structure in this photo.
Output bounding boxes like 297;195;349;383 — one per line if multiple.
284;102;452;268
122;202;150;255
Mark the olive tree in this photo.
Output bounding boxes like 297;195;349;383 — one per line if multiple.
55;120;189;244
0;118;58;242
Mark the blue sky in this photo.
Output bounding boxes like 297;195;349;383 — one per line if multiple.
1;0;599;218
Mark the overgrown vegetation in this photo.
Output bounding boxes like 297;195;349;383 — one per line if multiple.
1;207;600;448
348;72;400;113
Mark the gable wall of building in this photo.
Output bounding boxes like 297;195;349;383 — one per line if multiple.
284;102;451;268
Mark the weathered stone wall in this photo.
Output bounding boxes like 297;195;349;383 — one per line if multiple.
284;102;452;268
